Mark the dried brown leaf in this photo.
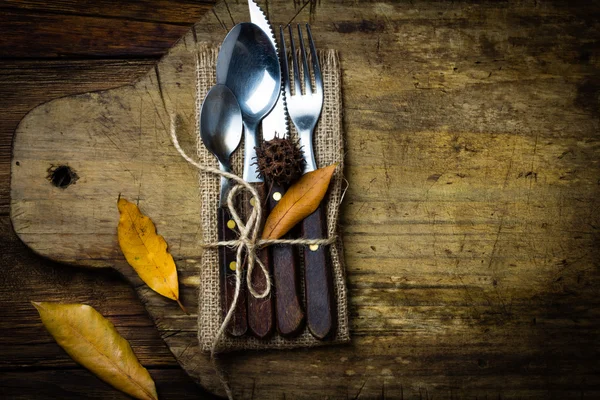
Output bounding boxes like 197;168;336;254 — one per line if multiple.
32;302;158;400
262;164;337;240
117;198;185;312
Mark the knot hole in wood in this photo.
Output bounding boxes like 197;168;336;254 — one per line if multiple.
47;165;78;188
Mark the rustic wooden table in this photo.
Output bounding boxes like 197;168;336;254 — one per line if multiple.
1;0;599;399
0;1;215;398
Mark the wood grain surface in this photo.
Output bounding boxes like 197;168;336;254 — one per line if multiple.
3;0;600;399
0;1;215;399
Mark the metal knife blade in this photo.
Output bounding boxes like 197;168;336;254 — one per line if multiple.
248;0;276;49
248;0;289;140
248;0;305;337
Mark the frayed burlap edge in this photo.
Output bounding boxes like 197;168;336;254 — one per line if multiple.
196;44;348;352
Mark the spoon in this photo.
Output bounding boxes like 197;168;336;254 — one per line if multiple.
216;22;281;338
200;84;247;337
200;84;243;204
216;22;281;183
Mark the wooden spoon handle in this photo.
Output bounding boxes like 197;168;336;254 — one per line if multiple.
244;182;274;339
268;182;305;337
302;203;334;340
217;206;247;336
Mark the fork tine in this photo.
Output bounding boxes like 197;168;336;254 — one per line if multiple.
288;24;302;97
306;24;322;95
279;26;291;98
297;24;312;95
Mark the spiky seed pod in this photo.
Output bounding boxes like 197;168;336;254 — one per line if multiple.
255;136;305;186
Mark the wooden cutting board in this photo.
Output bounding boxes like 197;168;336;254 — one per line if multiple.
10;0;600;398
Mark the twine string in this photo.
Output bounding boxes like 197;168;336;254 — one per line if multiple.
168;116;336;352
169;50;341;400
176;51;338;399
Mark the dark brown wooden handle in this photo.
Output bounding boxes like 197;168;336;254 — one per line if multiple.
301;203;334;339
217;206;247;337
268;182;305;337
245;182;274;339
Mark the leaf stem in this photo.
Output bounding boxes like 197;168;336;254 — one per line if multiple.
176;298;189;315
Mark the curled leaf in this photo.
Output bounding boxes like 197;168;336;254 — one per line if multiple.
32;302;158;400
117;198;184;311
262;163;337;240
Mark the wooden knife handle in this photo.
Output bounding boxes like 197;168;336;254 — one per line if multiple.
217;206;247;337
244;182;274;339
268;182;305;337
301;203;334;339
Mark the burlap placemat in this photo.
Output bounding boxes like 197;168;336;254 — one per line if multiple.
196;45;348;352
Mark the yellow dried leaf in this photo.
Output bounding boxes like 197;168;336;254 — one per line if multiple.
117;198;183;310
32;302;158;400
262;164;337;240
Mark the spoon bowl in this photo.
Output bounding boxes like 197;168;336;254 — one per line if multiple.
200;84;243;203
216;22;281;182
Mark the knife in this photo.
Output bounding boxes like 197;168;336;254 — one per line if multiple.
248;0;305;337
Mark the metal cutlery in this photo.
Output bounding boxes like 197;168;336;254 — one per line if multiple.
200;84;247;336
248;0;305;337
281;24;333;339
207;16;330;340
216;22;281;338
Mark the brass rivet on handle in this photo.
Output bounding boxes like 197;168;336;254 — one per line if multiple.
309;244;319;251
272;192;282;201
249;197;257;207
227;220;236;229
229;261;237;271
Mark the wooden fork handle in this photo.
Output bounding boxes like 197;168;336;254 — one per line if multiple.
217;206;247;337
244;182;274;339
268;182;305;337
301;203;334;340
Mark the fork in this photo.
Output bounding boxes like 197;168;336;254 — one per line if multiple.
280;24;333;340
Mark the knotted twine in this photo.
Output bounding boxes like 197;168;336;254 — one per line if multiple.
170;114;340;399
196;46;349;353
169;115;336;355
170;45;349;399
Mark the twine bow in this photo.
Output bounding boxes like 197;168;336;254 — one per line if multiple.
168;115;265;344
168;116;335;355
